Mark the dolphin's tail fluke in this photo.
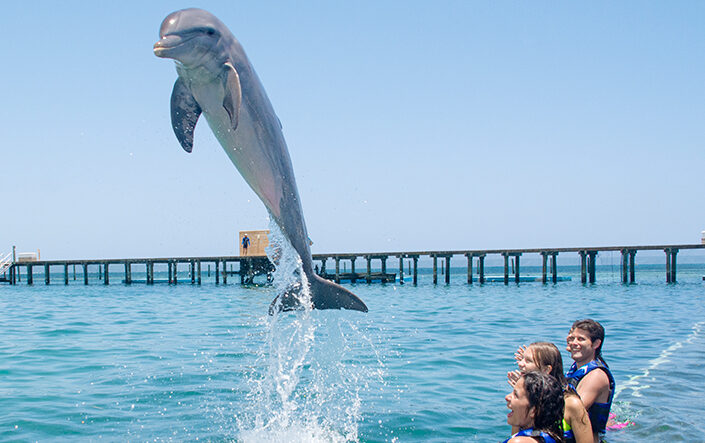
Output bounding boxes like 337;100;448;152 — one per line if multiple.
309;274;368;312
269;274;368;314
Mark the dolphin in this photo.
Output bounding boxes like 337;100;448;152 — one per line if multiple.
154;8;367;313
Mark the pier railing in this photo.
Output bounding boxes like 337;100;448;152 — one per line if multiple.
2;243;704;286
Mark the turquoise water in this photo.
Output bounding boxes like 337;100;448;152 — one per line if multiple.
1;263;704;441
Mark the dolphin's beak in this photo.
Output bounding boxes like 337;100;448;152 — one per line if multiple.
153;37;171;57
153;39;167;57
153;35;189;58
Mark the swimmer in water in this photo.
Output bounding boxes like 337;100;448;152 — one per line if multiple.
508;342;593;443
503;371;564;443
565;319;615;442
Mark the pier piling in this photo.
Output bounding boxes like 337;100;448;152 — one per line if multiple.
125;261;132;285
465;253;473;284
147;261;153;284
412;255;418;285
540;251;558;284
502;253;522;284
478;254;486;284
629;250;636;283
432;255;438;284
588;251;597;283
445;256;451;284
621;250;628;283
620;249;637;283
398;256;404;284
335;257;341;283
665;248;678;283
541;252;548;284
366;256;372;283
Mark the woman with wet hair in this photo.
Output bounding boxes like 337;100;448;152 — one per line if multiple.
565;319;615;441
504;371;565;443
508;342;592;443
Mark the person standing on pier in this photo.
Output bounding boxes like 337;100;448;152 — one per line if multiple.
565;319;615;441
241;234;250;256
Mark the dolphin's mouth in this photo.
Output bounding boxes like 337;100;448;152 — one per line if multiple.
153;34;195;57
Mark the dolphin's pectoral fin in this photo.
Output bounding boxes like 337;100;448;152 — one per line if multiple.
222;62;242;130
170;78;202;153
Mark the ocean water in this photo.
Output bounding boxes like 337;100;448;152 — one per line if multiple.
1;261;704;442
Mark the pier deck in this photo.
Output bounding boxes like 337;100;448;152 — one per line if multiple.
2;243;704;286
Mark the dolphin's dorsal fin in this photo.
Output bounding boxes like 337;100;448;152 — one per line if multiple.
222;62;241;130
170;77;202;153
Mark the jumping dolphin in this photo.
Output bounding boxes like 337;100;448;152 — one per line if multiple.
154;8;367;313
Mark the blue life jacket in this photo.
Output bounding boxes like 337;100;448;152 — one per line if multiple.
566;359;615;434
502;427;558;443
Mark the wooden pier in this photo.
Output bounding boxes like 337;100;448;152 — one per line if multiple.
2;243;704;286
2;256;274;287
312;244;705;285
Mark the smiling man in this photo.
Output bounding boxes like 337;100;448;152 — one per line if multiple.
565;319;615;442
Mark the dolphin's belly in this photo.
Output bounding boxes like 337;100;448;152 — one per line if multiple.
191;80;283;218
188;72;311;266
216;106;282;218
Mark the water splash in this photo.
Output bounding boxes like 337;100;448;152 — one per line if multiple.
235;220;379;442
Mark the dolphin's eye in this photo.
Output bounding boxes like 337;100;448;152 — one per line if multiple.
206;28;216;36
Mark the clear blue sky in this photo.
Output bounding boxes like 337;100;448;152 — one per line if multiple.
2;1;704;260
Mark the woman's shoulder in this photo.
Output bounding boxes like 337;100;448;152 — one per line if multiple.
564;392;593;434
507;436;536;443
563;392;588;416
564;392;586;410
